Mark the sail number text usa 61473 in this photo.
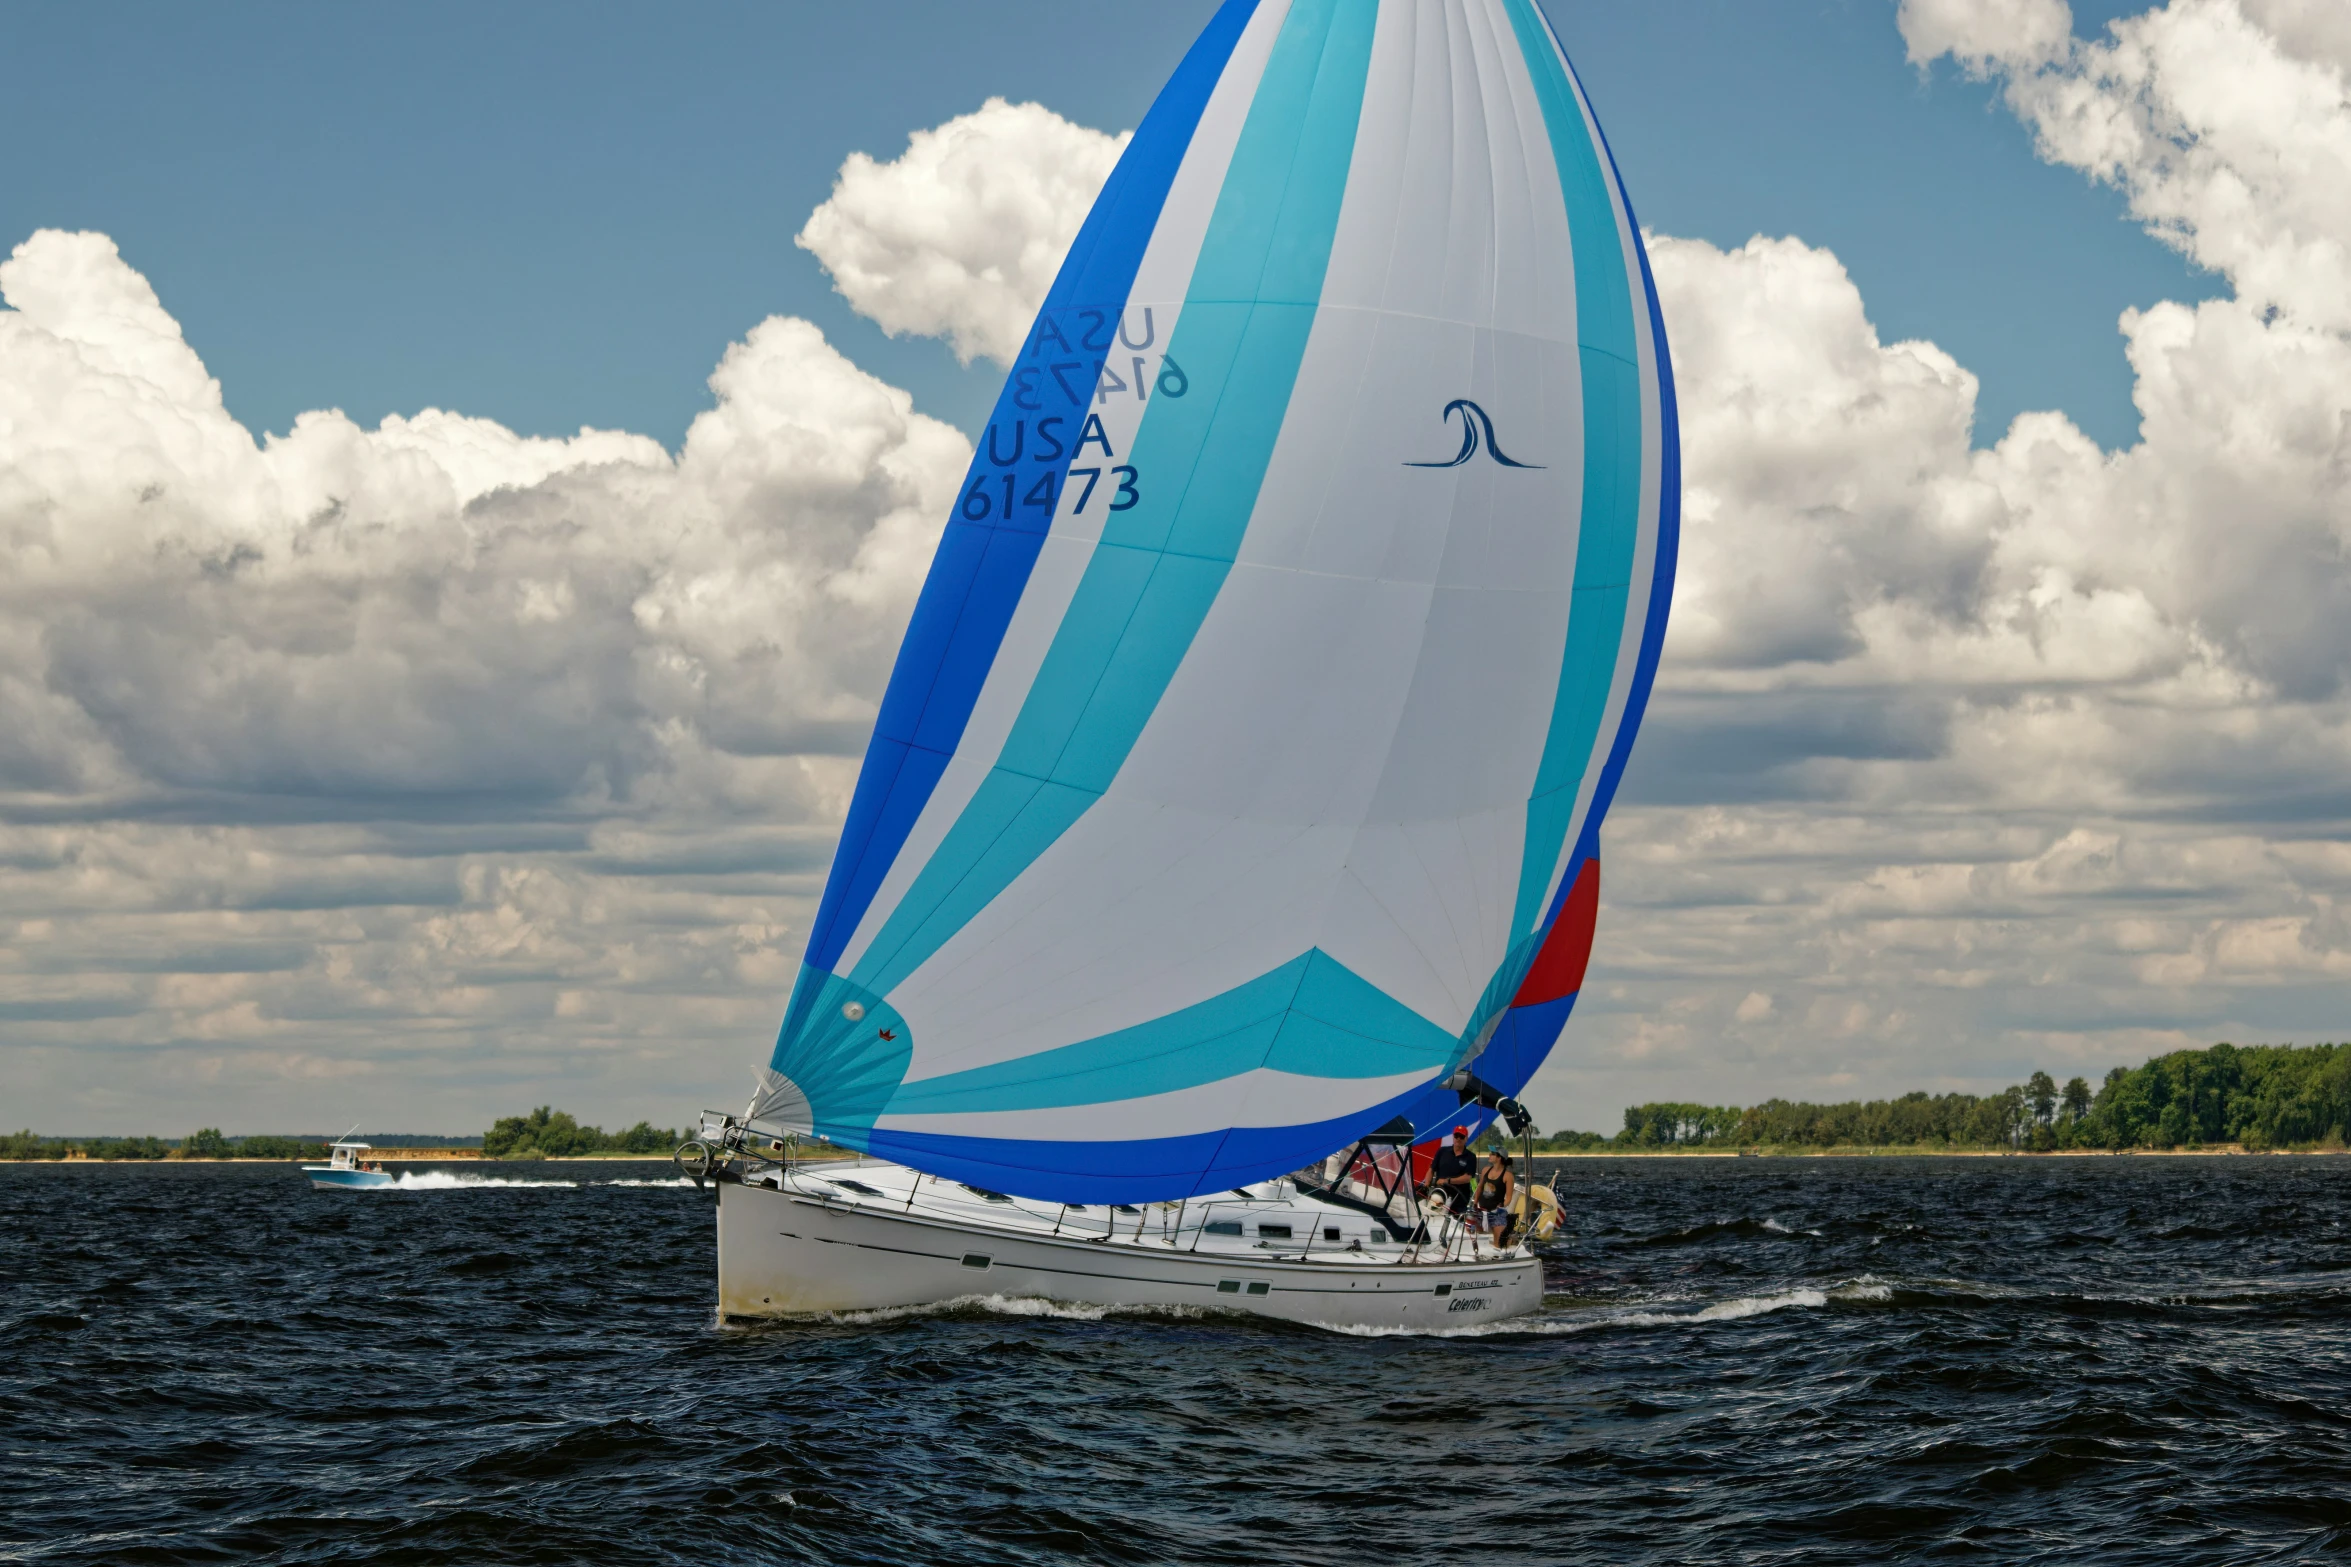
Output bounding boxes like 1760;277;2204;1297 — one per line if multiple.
961;306;1183;524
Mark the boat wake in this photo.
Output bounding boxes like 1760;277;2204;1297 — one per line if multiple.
384;1171;580;1191
1628;1215;1827;1246
1325;1276;1896;1339
723;1293;1216;1330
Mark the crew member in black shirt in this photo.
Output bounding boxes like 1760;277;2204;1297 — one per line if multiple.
1426;1125;1478;1215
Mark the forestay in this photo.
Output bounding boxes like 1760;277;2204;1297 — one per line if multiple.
756;0;1680;1202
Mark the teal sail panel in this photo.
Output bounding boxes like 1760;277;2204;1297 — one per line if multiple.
761;0;1680;1202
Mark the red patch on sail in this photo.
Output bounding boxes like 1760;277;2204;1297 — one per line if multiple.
1510;857;1600;1007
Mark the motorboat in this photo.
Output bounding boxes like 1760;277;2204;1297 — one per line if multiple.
693;0;1677;1330
301;1140;396;1190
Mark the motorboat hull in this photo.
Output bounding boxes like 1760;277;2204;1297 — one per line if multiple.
715;1174;1543;1331
303;1167;397;1190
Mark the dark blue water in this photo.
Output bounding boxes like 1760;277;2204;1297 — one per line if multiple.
4;1156;2347;1564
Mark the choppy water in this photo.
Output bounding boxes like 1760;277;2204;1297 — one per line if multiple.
4;1156;2347;1564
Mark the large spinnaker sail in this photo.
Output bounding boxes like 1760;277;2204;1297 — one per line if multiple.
761;0;1680;1202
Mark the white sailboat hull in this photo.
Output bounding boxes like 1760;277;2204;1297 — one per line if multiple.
715;1170;1544;1331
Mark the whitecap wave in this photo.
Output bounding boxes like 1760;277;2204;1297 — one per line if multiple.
1470;1288;1825;1335
1653;1287;1827;1322
1760;1217;1825;1236
603;1177;697;1187
1325;1315;1607;1339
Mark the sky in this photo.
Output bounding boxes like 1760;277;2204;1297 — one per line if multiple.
4;0;2349;1137
2;0;2215;451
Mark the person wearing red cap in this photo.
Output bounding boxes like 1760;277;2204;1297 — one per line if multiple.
1426;1125;1478;1219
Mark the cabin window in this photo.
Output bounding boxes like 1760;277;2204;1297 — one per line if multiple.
961;1185;1013;1203
1204;1221;1244;1236
1324;1226;1343;1241
1217;1279;1241;1293
829;1179;884;1197
1433;1283;1452;1297
961;1253;992;1270
1245;1281;1270;1296
1113;1204;1142;1215
1257;1224;1293;1239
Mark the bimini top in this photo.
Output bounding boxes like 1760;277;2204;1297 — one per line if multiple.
757;0;1679;1203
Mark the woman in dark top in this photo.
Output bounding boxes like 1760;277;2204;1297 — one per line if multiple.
1474;1149;1514;1243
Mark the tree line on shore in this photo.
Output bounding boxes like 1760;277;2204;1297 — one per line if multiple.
0;1129;337;1161
479;1107;677;1158
1556;1041;2351;1153
3;1108;679;1162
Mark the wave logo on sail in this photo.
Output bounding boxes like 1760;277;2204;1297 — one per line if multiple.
1403;399;1544;470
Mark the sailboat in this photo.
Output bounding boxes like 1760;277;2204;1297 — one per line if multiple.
688;0;1679;1328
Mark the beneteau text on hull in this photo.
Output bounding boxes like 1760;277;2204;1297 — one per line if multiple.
698;0;1680;1329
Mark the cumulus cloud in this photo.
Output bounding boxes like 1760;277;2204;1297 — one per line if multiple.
1899;0;2077;72
0;229;967;1130
1556;0;2351;1121
796;97;1129;367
